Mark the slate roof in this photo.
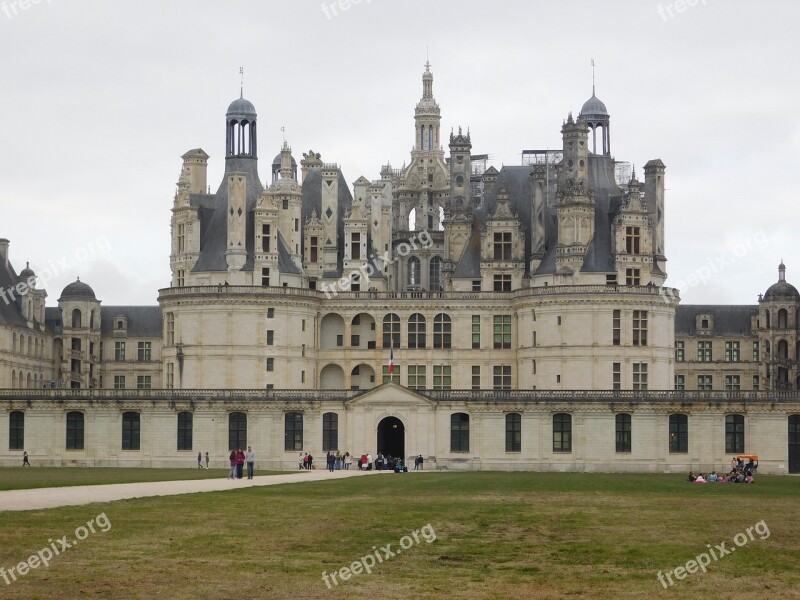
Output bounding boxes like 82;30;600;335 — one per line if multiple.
300;168;352;278
100;306;162;336
675;305;757;336
0;257;27;327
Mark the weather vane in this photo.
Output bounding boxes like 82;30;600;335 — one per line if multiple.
239;66;244;98
591;59;596;95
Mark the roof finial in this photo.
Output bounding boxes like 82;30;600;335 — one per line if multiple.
239;66;244;99
281;126;286;143
591;58;596;96
425;47;431;73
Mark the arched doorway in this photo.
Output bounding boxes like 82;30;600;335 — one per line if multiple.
790;415;800;474
377;416;405;460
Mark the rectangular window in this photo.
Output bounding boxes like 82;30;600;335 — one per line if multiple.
553;413;572;453
505;413;521;453
266;358;274;372
675;374;685;390
625;268;641;286
261;267;270;287
471;366;480;390
669;414;688;453
725;375;741;391
351;232;361;260
310;237;318;263
632;311;648;346
122;413;141;451
725;414;745;454
114;375;126;389
612;363;621;390
166;363;174;389
615;414;632;453
493;232;512;260
472;280;481;292
675;340;685;362
176;223;185;253
114;342;125;361
493;315;512;349
433;365;451;390
267;330;274;345
625;226;640;254
493;274;511;292
725;341;740;362
166;313;175;346
66;412;84;450
697;375;713;391
408;365;426;390
450;413;470;453
137;375;152;389
752;341;760;362
471;315;481;349
493;365;511;390
262;224;271;252
753;375;760;391
612;310;621;346
177;412;192;451
9;411;24;450
698;341;712;362
382;365;400;384
632;363;648;390
137;341;152;362
176;269;185;287
267;308;275;319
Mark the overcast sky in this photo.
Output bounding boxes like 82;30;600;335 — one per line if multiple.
1;0;797;307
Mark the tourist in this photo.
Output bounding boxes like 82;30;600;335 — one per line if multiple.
236;448;245;479
22;451;30;467
344;452;352;470
198;452;203;469
205;452;209;469
687;471;695;482
367;452;373;471
327;451;335;472
228;450;237;479
418;454;424;470
745;473;754;484
300;452;306;470
708;471;718;482
335;451;341;470
718;473;727;483
694;473;707;483
245;446;256;479
308;453;314;470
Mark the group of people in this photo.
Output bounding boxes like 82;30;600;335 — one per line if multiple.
300;451;427;472
196;452;210;469
687;457;758;484
228;446;257;479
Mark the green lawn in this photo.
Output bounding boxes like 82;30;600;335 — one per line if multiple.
0;473;798;599
0;467;285;491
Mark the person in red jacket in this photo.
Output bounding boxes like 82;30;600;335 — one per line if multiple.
235;448;245;479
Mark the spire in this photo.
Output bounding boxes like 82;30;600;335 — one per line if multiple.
239;66;244;99
779;260;786;282
422;60;433;99
591;58;596;97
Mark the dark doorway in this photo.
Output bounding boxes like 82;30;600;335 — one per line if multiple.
377;416;405;460
789;415;800;474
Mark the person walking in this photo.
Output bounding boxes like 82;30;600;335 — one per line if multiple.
22;451;31;467
205;452;210;469
198;452;203;469
245;446;256;479
308;453;314;470
236;448;245;479
344;452;352;470
299;452;305;470
366;453;373;471
228;450;237;479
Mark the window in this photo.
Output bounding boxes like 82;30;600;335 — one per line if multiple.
612;310;621;346
137;342;152;362
433;314;451;349
471;365;480;390
267;308;275;319
166;362;174;389
137;375;152;389
493;365;511;390
351;232;361;260
261;268;270;287
505;413;521;452
176;269;185;287
493;232;512;260
433;365;451;390
166;313;175;346
261;224;271;252
450;413;469;452
177;223;185;253
282;412;303;451
625;226;641;254
114;342;126;361
471;315;481;349
382;365;400;384
615;413;632;453
472;280;481;292
493;315;511;349
9;411;24;450
383;314;400;348
675;374;685;390
66;412;84;450
625;268;640;286
632;363;648;390
407;257;420;286
122;412;140;451
752;341;760;362
725;375;741;391
632;311;647;346
267;330;274;345
675;340;685;362
697;375;713;391
266;358;274;372
698;341;712;362
310;237;318;263
71;308;82;328
493;274;511;292
322;412;338;451
114;375;126;389
553;413;572;453
725;414;745;454
669;414;688;453
282;199;288;210
177;412;192;451
408;365;426;390
725;341;740;362
229;412;247;450
408;313;426;349
753;375;760;391
429;256;442;291
613;363;621;390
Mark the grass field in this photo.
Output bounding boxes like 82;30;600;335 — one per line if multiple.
0;472;798;599
0;468;285;491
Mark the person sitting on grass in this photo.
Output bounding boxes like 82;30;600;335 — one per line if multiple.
744;474;754;484
718;473;727;483
687;471;696;482
707;471;718;482
694;473;707;483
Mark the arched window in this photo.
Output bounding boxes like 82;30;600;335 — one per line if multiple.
66;411;84;450
229;412;247;451
90;310;95;329
765;310;771;329
285;412;303;451
450;413;470;452
725;414;745;454
669;414;688;453
433;314;451;349
323;412;338;451
9;411;24;450
407;256;421;286
177;412;193;451
12;332;17;353
26;372;32;389
778;308;788;329
71;308;82;328
27;336;32;356
505;413;521;452
429;256;442;291
10;370;15;389
19;336;24;355
122;412;140;450
615;413;632;453
408;313;426;349
382;313;400;348
778;339;789;359
553;413;572;453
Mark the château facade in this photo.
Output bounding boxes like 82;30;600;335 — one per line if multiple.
1;65;799;473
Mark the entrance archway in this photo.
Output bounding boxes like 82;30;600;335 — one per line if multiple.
377;416;405;460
